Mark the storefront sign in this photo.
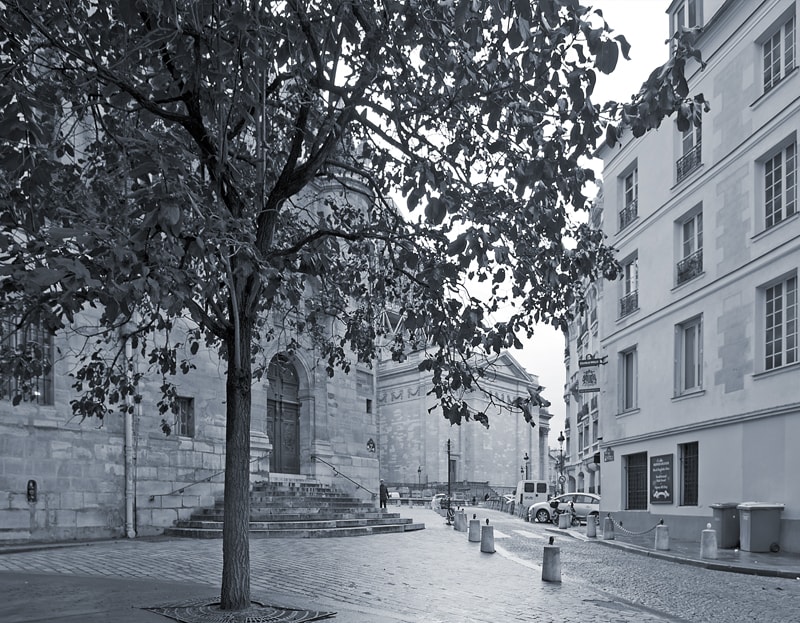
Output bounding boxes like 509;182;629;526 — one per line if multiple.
650;454;673;504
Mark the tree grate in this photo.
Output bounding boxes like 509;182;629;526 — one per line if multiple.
144;597;336;623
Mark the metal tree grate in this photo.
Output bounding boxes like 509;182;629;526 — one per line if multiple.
145;597;336;623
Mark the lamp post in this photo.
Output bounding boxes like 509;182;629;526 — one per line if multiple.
557;431;565;494
523;452;530;480
417;465;422;487
446;439;452;525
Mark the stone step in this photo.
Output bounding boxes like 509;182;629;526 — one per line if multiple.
197;511;400;522
164;522;425;539
176;517;412;530
166;479;424;539
249;496;370;505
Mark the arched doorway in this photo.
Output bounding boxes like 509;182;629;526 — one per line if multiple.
267;354;300;474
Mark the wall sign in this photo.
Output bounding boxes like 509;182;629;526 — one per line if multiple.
603;447;614;462
650;454;673;504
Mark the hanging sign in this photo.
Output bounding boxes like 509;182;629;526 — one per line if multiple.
577;356;605;394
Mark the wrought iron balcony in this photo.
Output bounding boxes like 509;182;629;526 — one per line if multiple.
619;290;639;318
676;142;702;182
676;249;703;285
619;199;638;230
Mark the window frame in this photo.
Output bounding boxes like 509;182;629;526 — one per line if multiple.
625;452;648;510
762;274;798;372
0;318;55;406
763;141;797;229
619;165;639;231
676;206;704;285
675;315;703;395
763;15;796;93
174;396;195;438
619;254;639;318
679;442;699;507
619;346;638;412
676;121;702;183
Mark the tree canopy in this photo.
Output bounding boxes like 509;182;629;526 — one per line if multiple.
0;0;705;610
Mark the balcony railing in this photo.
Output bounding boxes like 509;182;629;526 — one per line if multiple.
619;290;639;318
619;199;638;230
676;142;702;182
676;249;703;285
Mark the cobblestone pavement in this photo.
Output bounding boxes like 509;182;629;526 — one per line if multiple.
2;507;799;622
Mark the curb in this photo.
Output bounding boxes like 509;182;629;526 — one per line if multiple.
596;538;800;579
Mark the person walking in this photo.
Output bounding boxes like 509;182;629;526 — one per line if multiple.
379;479;389;510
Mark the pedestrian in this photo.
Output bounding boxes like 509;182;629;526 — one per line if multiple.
379;479;389;510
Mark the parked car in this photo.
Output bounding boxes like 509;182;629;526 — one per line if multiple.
528;493;600;524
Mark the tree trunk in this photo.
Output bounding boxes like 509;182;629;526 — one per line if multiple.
220;319;253;610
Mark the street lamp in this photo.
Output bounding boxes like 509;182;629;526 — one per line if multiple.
445;439;452;525
523;452;530;480
417;465;422;487
557;431;565;494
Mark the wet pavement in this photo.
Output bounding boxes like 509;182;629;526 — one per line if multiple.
1;505;799;622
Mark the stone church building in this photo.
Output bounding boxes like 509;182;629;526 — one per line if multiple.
0;321;548;544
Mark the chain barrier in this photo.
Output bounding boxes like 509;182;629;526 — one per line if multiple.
606;513;664;536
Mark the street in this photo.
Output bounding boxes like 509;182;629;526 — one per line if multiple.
2;506;799;622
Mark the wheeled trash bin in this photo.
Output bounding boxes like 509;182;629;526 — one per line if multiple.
710;502;740;549
737;502;784;552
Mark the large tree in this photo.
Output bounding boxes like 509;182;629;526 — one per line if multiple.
0;0;704;610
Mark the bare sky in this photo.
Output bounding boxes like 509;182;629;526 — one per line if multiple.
514;1;671;447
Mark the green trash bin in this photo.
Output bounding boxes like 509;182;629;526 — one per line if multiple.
737;502;784;552
710;502;740;549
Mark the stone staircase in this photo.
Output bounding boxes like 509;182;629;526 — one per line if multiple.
164;476;425;538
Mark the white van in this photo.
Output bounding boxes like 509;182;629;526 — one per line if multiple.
515;479;549;509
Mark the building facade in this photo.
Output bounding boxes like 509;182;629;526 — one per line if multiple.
378;350;552;492
594;0;799;549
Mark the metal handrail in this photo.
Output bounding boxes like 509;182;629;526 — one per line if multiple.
147;453;269;501
311;454;376;496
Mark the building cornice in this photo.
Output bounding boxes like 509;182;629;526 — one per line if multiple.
600;400;800;448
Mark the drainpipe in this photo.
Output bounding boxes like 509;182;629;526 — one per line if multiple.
123;325;136;539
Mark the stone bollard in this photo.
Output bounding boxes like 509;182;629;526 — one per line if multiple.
655;523;670;551
602;516;615;540
480;520;495;553
700;523;718;559
586;515;597;538
541;545;562;582
455;510;467;532
468;518;481;542
558;512;569;529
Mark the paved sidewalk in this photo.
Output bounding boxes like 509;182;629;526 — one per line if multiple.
587;521;800;579
1;506;799;622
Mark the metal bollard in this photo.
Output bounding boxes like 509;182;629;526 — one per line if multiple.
655;523;670;551
468;518;481;542
586;514;597;538
480;520;495;553
602;516;615;540
541;545;561;582
700;523;718;559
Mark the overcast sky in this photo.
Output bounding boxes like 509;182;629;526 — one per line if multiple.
514;0;671;446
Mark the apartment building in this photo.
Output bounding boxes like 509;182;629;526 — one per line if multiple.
595;0;799;549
